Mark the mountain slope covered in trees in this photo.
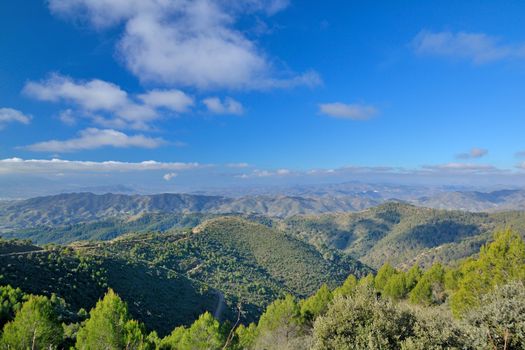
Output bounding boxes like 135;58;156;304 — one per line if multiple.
2;229;525;349
282;202;525;268
0;217;369;335
0;239;219;336
5;200;525;272
1;212;214;244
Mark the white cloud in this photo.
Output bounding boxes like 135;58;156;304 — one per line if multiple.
0;108;31;128
422;162;498;172
319;102;377;120
203;97;244;115
235;163;509;180
119;10;267;90
24;75;201;130
24;74;128;110
48;0;320;90
228;0;291;16
226;162;250;168
163;172;178;181
139;89;194;113
237;168;292;178
259;70;322;89
276;168;290;175
23;128;166;153
456;147;488;159
58;109;76;126
24;74;158;129
0;158;202;174
412;30;525;64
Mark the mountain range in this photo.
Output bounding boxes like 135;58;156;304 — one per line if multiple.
3;188;525;231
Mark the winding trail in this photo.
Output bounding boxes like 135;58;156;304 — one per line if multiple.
0;249;45;257
213;291;226;321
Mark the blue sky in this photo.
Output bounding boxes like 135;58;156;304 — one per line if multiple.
1;0;525;195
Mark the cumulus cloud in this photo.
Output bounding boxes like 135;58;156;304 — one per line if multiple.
412;30;525;64
318;102;377;120
47;0;320;90
23;128;166;152
0;108;31;128
456;147;488;159
24;75;195;129
163;172;178;181
24;75;155;129
24;74;128;110
203;97;244;115
139;89;194;113
0;158;202;174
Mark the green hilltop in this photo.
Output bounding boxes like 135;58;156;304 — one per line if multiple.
0;216;369;335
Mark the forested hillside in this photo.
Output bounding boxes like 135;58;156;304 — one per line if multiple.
5;201;525;273
282;202;525;268
2;201;525;348
1;229;524;349
0;217;369;336
1;212;214;244
0;239;219;336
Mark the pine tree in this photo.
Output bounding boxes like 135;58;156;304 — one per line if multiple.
255;294;307;349
300;284;333;322
383;273;408;300
1;295;63;349
405;265;422;290
333;274;358;298
159;326;186;350
233;323;257;350
178;312;225;350
76;289;150;350
374;263;398;291
409;263;445;305
160;312;224;350
0;285;26;329
450;230;525;317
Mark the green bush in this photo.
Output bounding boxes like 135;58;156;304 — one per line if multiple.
312;289;415;350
